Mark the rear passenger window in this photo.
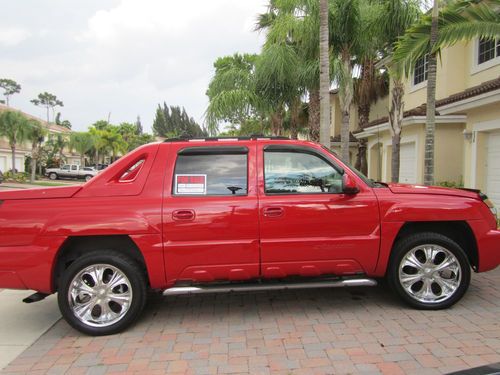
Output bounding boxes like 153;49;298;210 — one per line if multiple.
173;153;247;196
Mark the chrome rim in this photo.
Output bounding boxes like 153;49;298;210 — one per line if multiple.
398;244;461;304
68;264;132;327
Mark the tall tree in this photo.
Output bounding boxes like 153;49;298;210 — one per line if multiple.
376;0;422;182
0;111;28;176
0;79;21;106
26;119;46;183
330;0;365;161
135;116;143;135
319;0;331;147
256;0;322;141
424;0;439;186
31;92;63;123
205;54;265;135
69;132;94;167
155;103;205;137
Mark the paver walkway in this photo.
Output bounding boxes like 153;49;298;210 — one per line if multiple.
2;268;500;375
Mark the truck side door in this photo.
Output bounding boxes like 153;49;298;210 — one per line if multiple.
257;143;380;278
162;144;260;285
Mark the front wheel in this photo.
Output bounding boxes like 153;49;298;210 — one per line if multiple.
57;251;147;335
388;232;471;310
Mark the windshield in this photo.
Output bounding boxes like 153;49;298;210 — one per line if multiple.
321;145;375;188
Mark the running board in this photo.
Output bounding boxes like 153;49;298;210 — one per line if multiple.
163;278;377;296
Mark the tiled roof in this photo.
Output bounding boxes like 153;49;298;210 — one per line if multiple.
0;104;71;134
359;76;500;131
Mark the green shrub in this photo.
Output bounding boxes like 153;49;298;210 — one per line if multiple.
3;171;28;183
437;180;464;189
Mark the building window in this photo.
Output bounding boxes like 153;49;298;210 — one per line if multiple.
478;38;499;65
413;55;428;85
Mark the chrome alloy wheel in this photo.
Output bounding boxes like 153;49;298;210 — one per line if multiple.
68;264;133;327
398;244;461;304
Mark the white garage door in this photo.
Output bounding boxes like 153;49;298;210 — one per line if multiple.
0;156;6;173
14;157;24;173
486;132;500;208
399;142;417;184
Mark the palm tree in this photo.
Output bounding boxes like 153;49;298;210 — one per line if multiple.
89;127;107;165
329;0;365;162
69;132;94;167
205;54;267;135
319;0;331;147
375;0;422;182
393;0;500;184
26;119;46;183
0;110;28;176
256;0;322;140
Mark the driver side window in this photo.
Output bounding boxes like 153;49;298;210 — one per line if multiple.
264;151;342;194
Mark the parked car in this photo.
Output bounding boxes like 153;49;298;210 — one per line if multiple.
0;137;498;336
0;170;3;184
45;164;98;182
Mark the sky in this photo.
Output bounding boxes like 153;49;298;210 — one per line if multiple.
0;0;268;133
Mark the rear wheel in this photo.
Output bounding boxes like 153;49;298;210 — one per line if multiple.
57;250;147;335
49;172;58;180
388;232;471;310
84;175;93;182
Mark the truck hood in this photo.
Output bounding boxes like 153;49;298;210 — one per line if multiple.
388;183;480;200
0;185;82;200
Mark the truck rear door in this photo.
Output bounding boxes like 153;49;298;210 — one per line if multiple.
162;143;260;284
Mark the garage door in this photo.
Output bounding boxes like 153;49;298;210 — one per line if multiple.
0;156;6;173
486;132;500;208
399;142;417;184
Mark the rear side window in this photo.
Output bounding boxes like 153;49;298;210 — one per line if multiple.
173;154;247;196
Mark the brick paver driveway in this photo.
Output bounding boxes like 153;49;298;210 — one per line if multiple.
3;268;500;375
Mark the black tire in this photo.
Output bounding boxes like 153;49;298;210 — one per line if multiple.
84;175;93;182
387;232;471;310
57;250;147;336
49;172;58;180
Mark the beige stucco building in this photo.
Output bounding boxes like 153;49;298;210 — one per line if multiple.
0;104;81;173
330;38;500;208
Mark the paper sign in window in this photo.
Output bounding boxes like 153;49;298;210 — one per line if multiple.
175;174;207;195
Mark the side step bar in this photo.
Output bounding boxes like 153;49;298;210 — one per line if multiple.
163;278;377;296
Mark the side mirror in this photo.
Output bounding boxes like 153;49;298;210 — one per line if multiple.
342;174;360;194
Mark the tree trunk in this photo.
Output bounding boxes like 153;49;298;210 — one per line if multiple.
46;106;50;124
290;98;301;140
308;88;320;142
339;56;353;163
270;108;283;136
424;0;439;186
30;155;37;184
10;144;16;176
319;0;331;147
389;78;404;183
340;108;350;163
95;149;99;167
354;139;368;175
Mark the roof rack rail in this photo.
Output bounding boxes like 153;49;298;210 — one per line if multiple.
163;134;290;142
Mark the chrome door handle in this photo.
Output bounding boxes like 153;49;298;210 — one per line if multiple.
263;207;284;217
172;209;195;221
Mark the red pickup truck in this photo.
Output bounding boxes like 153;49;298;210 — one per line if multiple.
0;137;499;335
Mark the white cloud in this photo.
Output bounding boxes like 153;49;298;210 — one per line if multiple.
0;27;31;46
0;0;268;132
